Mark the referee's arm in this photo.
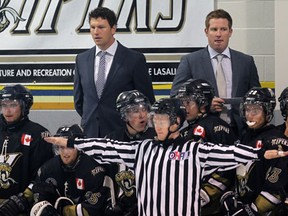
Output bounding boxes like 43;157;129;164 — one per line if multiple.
71;137;140;169
197;142;284;171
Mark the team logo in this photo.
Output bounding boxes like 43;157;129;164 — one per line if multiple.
0;153;22;189
169;150;190;161
85;191;101;205
270;137;288;147
214;125;230;134
115;170;136;197
1;137;22;189
91;166;105;176
0;0;25;33
236;162;255;196
41;131;51;138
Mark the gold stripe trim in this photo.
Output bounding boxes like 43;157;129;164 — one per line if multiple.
32;102;74;110
0;82;275;90
260;82;274;88
33;96;73;102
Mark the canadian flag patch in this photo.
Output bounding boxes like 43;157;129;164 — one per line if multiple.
256;140;263;149
193;126;206;138
76;178;85;190
21;134;32;146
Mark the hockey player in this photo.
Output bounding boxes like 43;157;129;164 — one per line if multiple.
221;87;286;215
264;87;288;216
107;90;156;141
176;79;237;216
29;124;110;216
45;98;288;216
176;79;237;145
277;87;288;136
0;84;54;215
105;90;156;216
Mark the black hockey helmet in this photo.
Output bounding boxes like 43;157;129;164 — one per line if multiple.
54;125;85;169
278;87;288;120
176;79;214;112
116;90;150;120
0;84;33;116
150;98;186;128
240;87;276;122
55;124;86;139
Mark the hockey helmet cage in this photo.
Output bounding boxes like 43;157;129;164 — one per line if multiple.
150;98;186;128
176;79;214;112
240;87;276;122
0;84;33;116
278;87;288;120
116;90;150;120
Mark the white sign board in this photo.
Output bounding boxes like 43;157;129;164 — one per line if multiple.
0;0;214;84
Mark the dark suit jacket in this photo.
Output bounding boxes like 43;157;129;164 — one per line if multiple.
171;47;260;135
74;42;155;138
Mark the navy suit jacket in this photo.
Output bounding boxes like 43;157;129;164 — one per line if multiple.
171;47;260;134
74;42;155;138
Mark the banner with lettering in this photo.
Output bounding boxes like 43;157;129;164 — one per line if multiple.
0;0;213;84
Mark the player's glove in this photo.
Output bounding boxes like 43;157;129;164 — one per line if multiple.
220;191;259;216
200;188;211;207
105;204;123;216
32;182;59;204
54;197;74;215
273;198;288;216
220;191;241;215
0;193;29;216
30;201;60;216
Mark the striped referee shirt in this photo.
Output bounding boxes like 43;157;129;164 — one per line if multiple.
68;136;260;216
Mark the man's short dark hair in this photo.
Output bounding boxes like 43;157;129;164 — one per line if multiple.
205;9;233;29
89;7;117;28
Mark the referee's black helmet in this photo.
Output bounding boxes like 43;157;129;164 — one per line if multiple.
150;98;186;128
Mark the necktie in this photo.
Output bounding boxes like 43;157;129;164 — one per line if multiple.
216;54;230;123
216;54;227;98
96;51;106;98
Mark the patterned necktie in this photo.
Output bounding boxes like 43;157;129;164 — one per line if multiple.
216;54;230;123
216;54;227;98
96;51;106;98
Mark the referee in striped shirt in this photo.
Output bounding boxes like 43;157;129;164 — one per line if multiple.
45;98;288;216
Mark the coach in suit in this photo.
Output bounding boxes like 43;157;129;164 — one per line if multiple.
74;7;155;138
171;9;260;138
